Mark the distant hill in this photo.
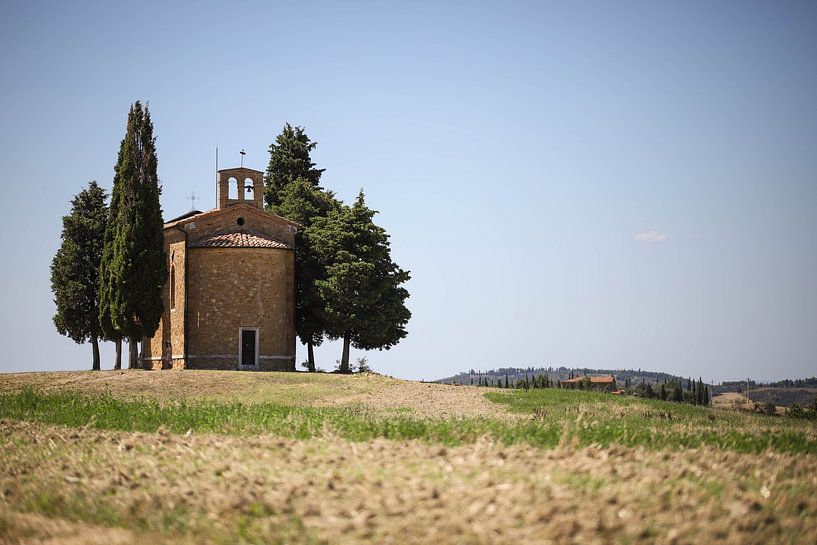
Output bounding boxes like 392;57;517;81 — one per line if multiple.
437;366;693;388
715;377;817;393
743;387;817;408
438;368;817;400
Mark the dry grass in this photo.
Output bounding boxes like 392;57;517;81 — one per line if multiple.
0;371;506;419
1;371;816;544
1;419;815;545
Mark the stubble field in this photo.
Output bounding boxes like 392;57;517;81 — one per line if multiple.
1;370;815;544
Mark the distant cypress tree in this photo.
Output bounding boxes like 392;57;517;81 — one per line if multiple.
98;101;166;369
672;383;683;402
504;374;509;388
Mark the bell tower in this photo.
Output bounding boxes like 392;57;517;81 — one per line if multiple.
217;167;264;210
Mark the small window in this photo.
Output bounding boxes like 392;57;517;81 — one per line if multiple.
170;265;176;310
237;217;245;226
228;177;239;199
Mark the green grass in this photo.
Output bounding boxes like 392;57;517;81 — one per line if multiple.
1;388;816;454
486;388;817;454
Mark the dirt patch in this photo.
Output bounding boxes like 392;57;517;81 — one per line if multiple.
318;380;511;419
1;420;815;545
713;392;788;415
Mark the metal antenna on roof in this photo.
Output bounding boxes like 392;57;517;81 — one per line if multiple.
188;191;197;211
240;149;246;167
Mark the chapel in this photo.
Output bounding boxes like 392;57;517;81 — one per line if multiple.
142;167;298;371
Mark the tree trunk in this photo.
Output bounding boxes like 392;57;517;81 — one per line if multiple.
128;336;139;369
113;338;122;370
340;334;351;374
307;341;315;372
91;336;100;371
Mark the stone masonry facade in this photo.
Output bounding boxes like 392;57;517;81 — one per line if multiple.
142;167;298;371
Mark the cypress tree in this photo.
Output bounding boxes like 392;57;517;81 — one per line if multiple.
271;179;341;371
672;382;683;403
264;123;324;208
51;181;108;370
98;101;166;369
311;192;410;372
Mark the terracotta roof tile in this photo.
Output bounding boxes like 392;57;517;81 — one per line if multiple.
190;230;292;249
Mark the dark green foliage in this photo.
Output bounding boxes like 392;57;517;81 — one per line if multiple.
270;179;341;371
310;191;411;372
263;124;324;208
98;102;166;367
786;400;817;419
758;401;778;416
51;182;108;370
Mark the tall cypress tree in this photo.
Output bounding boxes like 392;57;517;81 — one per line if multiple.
310;191;411;373
98;101;166;369
264;124;324;208
51;181;108;370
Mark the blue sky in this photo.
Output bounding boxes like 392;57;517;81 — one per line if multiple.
1;1;815;381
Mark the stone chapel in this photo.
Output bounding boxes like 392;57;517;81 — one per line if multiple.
142;167;298;371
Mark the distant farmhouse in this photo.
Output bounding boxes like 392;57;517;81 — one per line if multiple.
561;375;617;391
142;167;298;371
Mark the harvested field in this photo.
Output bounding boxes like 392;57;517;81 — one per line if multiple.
2;419;816;545
1;371;816;544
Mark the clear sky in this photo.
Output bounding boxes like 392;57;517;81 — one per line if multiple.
1;1;815;382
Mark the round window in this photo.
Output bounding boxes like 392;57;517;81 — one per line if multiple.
236;217;245;226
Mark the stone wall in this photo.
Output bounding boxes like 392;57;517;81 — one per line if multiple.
184;247;295;370
143;228;187;369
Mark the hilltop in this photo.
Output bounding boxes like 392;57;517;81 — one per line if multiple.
1;370;816;544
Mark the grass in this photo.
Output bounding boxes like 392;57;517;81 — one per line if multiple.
0;369;395;406
1;387;816;454
2;378;817;545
